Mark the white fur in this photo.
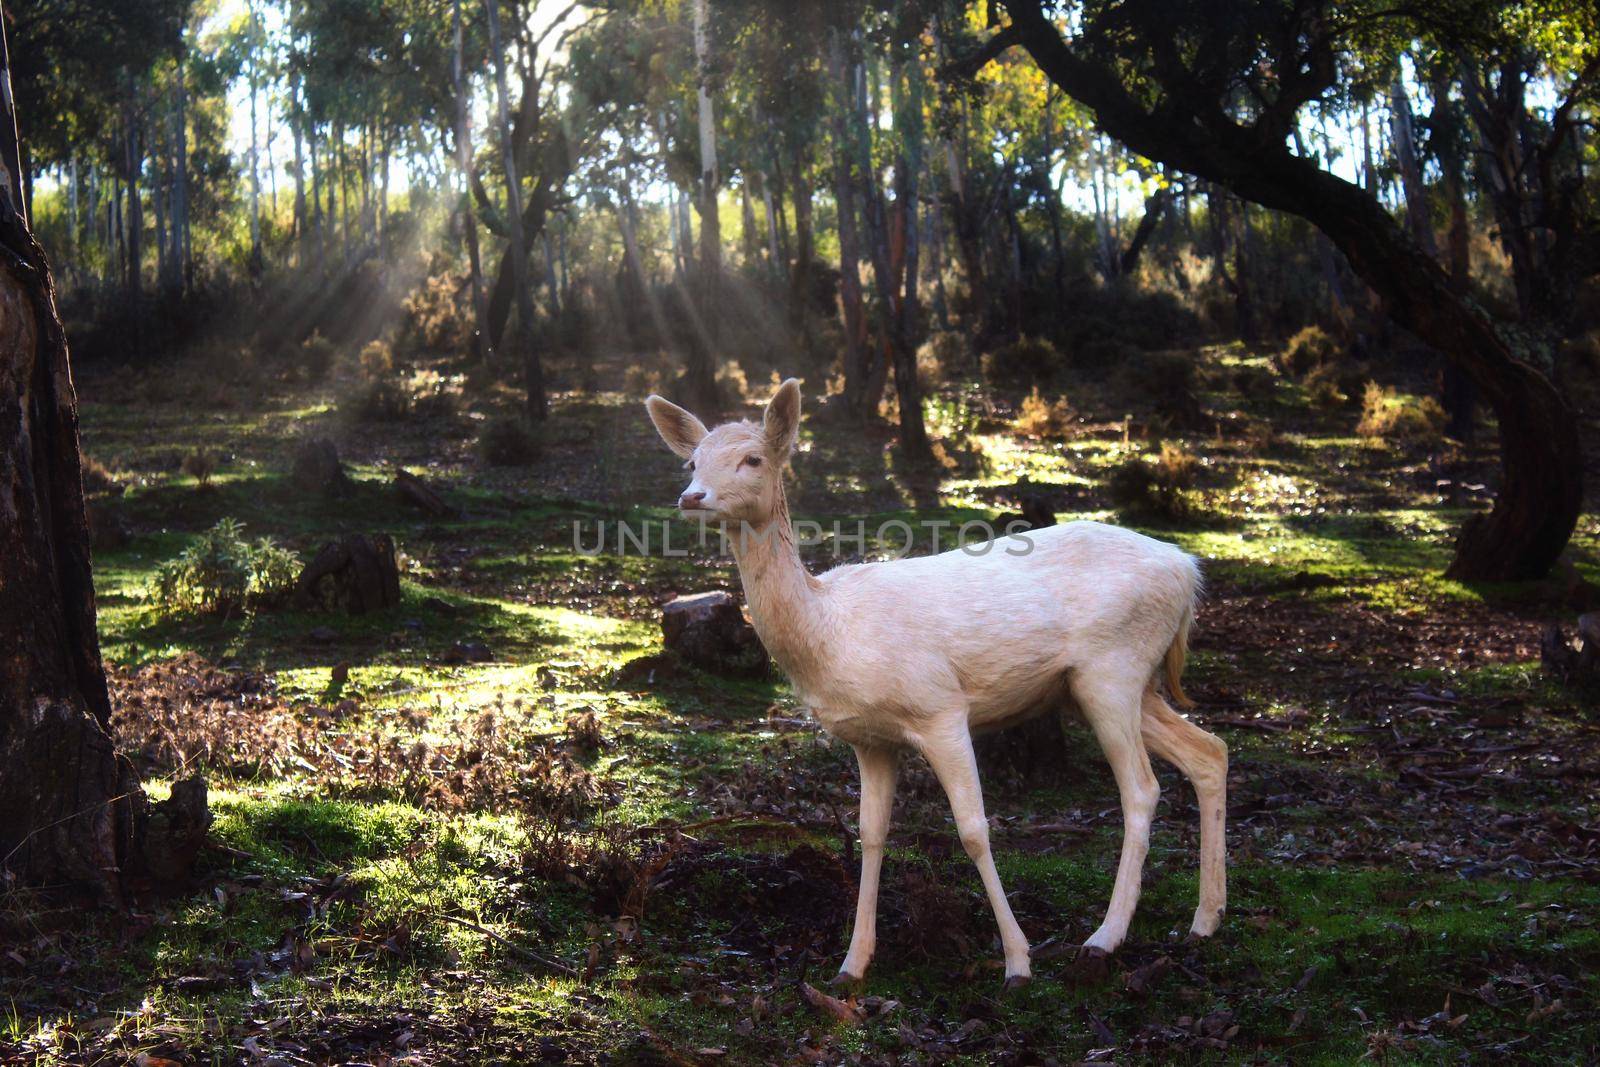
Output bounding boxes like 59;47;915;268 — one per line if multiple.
645;382;1228;985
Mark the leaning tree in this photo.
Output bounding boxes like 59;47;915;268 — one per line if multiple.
958;0;1589;581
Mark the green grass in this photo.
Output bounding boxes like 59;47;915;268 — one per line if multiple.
6;345;1595;1063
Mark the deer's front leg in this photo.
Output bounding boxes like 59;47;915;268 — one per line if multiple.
836;743;899;985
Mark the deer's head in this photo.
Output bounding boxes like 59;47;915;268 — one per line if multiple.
645;378;801;527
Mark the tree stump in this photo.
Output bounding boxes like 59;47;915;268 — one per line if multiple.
1542;612;1600;686
296;534;401;614
139;775;212;889
290;437;351;497
662;591;769;676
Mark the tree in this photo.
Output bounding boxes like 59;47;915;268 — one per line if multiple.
0;4;138;900
969;0;1586;581
686;0;723;412
482;0;552;418
452;0;492;362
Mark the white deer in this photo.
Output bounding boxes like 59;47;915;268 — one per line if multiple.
645;379;1227;988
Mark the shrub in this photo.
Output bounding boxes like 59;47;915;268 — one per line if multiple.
408;370;460;419
1154;440;1199;489
1013;387;1074;439
982;335;1062;387
1106;443;1197;520
359;338;395;379
340;378;412;422
477;415;542;466
402;272;472;355
1275;324;1340;378
297;332;337;382
181;448;219;487
1356;382;1446;442
1304;363;1347;408
153;518;299;617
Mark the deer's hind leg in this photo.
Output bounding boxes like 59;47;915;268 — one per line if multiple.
1075;670;1161;954
1140;689;1228;937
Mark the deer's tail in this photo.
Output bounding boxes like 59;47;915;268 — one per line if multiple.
1163;560;1200;710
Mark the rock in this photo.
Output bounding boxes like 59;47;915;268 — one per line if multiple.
295;533;401;615
307;626;338;644
331;662;351;684
443;640;494;665
662;591;769;677
290;437;352;497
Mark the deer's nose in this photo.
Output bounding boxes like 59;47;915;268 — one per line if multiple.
679;490;707;510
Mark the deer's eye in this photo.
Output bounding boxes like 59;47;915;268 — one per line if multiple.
741;454;763;468
686;460;695;472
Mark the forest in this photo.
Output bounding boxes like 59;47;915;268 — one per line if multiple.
1;0;1598;1061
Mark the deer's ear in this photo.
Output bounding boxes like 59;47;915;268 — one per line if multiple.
763;378;802;458
645;395;709;460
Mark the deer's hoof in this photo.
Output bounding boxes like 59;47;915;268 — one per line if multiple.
1003;974;1032;993
829;970;864;992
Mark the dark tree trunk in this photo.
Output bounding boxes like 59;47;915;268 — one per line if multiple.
0;142;137;902
890;141;928;458
788;144;813;325
1002;0;1582;580
1119;187;1169;278
829;31;869;416
483;171;553;352
484;0;544;419
451;0;490;361
1433;69;1477;442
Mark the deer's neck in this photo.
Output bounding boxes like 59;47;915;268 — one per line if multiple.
729;486;830;683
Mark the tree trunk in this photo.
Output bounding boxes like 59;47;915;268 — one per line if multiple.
451;0;491;362
1119;187;1169;278
173;50;189;290
153;135;168;293
943;138;987;325
1002;0;1583;580
830;31;870;416
687;0;722;413
1434;72;1476;442
761;171;782;283
889;52;929;460
247;0;261;261
125;116;143;299
789;141;814;321
0;14;141;900
1389;75;1438;257
485;0;545;419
